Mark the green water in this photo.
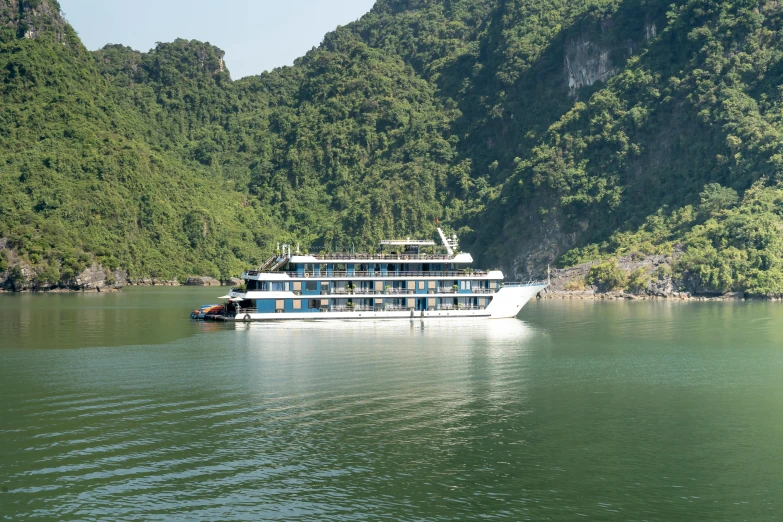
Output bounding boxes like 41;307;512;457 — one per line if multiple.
1;288;782;520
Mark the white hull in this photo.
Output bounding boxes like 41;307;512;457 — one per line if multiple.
221;284;546;322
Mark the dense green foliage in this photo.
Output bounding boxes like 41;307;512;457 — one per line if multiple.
0;16;280;280
587;260;628;290
563;181;783;295
4;0;783;294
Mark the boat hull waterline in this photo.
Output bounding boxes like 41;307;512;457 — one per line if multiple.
201;284;546;322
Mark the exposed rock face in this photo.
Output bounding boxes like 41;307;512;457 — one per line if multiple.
543;253;674;295
563;19;659;95
645;23;657;41
146;39;229;80
73;263;126;291
126;278;179;286
0;0;67;42
565;35;616;94
0;258;125;292
539;250;749;299
505;206;582;282
185;276;221;286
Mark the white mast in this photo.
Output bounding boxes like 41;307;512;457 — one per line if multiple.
437;227;454;256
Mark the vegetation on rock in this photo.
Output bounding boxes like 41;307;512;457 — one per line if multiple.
3;0;783;296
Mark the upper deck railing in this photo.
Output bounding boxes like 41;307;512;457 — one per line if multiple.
244;269;489;278
308;252;454;261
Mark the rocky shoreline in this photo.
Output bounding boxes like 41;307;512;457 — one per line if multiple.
538;289;753;301
0;251;775;300
534;253;777;301
0;262;242;293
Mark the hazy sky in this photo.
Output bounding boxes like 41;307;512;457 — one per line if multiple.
59;0;377;79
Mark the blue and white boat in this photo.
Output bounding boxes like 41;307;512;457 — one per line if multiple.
204;228;547;321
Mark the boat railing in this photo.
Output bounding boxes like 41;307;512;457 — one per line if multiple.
328;305;375;312
386;288;413;295
325;288;497;295
502;281;549;287
266;270;488;278
312;253;453;261
330;288;377;295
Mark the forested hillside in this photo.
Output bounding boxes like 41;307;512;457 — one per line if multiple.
3;0;783;296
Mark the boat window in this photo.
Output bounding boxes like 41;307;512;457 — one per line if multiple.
308;299;319;309
305;281;317;292
271;282;286;292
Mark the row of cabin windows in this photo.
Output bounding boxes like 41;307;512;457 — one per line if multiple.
291;263;453;272
247;280;314;292
248;280;497;292
268;297;489;311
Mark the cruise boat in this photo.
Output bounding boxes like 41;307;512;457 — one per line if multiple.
201;228;547;321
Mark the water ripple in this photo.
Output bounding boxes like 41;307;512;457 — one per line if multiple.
1;302;783;520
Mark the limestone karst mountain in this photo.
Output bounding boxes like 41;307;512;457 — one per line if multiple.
3;0;783;296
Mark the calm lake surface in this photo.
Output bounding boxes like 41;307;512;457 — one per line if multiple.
1;288;782;520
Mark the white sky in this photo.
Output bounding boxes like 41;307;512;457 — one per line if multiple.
59;0;377;79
